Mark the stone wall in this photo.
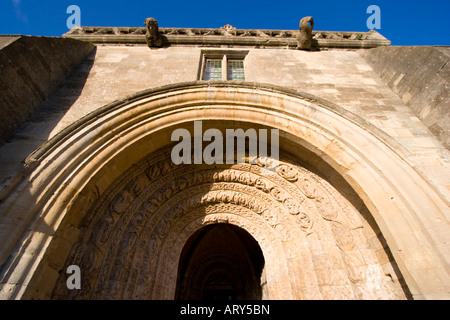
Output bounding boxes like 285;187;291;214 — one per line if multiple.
0;41;449;300
360;46;450;149
0;36;95;145
1;45;449;216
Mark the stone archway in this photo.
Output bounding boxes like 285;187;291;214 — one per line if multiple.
1;82;448;300
45;145;408;300
175;224;265;300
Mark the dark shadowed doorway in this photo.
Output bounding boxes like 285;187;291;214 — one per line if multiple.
175;224;265;300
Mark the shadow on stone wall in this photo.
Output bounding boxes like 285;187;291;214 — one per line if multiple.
0;44;96;190
360;46;450;150
0;36;95;145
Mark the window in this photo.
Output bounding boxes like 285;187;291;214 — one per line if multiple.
227;60;245;80
204;60;222;80
200;50;248;81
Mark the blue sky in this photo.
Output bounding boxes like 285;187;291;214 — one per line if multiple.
0;0;449;45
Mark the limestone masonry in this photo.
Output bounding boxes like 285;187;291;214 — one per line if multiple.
0;18;448;300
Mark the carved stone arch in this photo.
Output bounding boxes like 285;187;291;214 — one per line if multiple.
50;149;310;299
159;213;292;300
1;81;447;300
47;144;409;300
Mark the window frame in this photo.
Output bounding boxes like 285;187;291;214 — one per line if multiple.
204;59;223;81
199;50;249;81
227;59;245;81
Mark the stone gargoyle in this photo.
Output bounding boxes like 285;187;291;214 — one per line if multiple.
297;16;314;50
144;17;163;48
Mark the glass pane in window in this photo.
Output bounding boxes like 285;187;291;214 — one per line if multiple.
204;59;222;80
228;60;245;81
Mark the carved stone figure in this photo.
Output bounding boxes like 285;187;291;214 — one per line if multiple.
220;24;236;36
144;17;163;48
297;16;314;50
277;164;298;182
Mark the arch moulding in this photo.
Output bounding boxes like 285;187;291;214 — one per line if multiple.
0;81;448;300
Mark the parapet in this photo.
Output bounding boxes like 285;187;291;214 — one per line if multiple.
63;24;390;49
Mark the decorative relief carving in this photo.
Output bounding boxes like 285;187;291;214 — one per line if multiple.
220;24;237;36
52;148;405;300
110;190;134;215
254;177;270;192
302;178;318;199
91;215;115;248
283;197;300;215
277;164;299;182
331;221;355;252
297;212;313;233
67;25;385;49
315;194;338;222
269;186;285;202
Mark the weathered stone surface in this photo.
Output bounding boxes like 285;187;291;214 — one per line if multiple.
144;17;163;48
360;46;450;149
297;16;315;50
44;146;407;300
0;27;448;301
64;26;391;49
0;36;95;145
0;82;447;300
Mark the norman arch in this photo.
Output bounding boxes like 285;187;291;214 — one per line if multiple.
175;224;265;300
0;82;448;299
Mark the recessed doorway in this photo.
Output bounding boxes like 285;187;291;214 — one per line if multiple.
175;224;265;300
